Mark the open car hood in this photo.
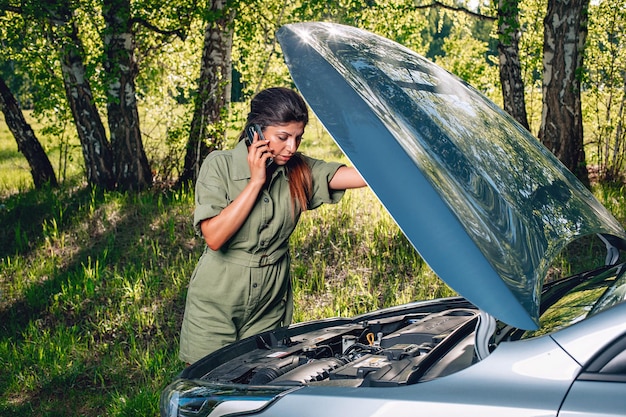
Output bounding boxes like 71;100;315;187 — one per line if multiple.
276;22;626;330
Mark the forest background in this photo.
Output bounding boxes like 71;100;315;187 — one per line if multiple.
1;0;626;415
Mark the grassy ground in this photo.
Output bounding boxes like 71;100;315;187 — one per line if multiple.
0;115;457;416
1;112;625;416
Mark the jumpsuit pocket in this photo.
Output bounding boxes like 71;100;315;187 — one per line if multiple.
189;253;249;308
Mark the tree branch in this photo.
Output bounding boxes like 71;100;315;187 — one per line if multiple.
130;17;187;41
414;1;496;22
0;4;22;14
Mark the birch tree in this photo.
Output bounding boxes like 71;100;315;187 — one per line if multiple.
103;0;152;190
180;0;234;185
497;0;530;130
539;0;590;184
0;76;57;188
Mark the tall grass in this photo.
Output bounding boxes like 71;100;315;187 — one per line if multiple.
290;189;452;321
0;116;453;416
0;185;197;416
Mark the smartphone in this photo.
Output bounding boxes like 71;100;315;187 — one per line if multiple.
246;124;273;167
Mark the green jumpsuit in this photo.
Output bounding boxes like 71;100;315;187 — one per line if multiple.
179;139;345;364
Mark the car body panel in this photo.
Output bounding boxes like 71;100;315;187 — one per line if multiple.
551;295;626;365
276;22;626;329
558;313;626;417
250;335;580;417
560;381;626;417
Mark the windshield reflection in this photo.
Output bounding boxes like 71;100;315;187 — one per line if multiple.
524;264;626;338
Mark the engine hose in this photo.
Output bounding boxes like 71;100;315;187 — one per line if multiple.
248;356;301;385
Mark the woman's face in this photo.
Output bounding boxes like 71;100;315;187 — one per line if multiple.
264;121;305;166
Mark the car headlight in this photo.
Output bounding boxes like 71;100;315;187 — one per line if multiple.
160;379;296;417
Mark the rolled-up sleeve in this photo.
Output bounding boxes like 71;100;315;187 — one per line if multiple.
193;153;231;235
306;155;346;210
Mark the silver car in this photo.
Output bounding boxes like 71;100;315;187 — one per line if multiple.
160;22;626;417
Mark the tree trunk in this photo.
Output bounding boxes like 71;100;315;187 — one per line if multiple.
102;0;152;191
58;19;116;189
179;0;234;185
539;0;590;185
0;76;58;188
497;0;530;131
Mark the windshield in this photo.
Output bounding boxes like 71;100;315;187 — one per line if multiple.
521;263;626;338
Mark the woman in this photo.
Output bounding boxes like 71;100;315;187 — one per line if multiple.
179;87;366;364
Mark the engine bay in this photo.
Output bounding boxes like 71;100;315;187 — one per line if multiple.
200;308;481;387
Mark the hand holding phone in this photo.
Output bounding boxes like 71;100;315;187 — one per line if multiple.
246;124;273;167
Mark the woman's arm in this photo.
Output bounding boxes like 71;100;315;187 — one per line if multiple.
200;179;263;251
329;166;367;190
201;138;271;251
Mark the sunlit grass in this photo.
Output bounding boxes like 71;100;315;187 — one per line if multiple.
0;119;33;193
594;183;626;225
0;112;85;196
290;188;453;321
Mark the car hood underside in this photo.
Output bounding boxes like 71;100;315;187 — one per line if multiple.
276;22;626;329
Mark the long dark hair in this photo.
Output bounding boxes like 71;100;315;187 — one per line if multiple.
241;87;312;213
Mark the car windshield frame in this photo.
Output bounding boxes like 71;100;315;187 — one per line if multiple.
517;262;626;339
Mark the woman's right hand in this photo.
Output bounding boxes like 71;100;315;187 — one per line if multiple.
202;136;269;251
247;133;272;183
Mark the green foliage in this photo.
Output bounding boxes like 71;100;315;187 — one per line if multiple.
422;6;455;59
3;31;71;142
231;0;299;98
2;0;626;190
518;0;546;134
0;0;203;187
435;13;501;102
582;0;626;182
593;182;626;226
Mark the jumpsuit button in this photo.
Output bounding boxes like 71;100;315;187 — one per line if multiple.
264;197;269;203
252;283;258;288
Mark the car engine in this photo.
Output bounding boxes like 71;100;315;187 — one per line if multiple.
200;308;480;387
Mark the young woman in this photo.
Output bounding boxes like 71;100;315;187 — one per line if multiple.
179;87;366;364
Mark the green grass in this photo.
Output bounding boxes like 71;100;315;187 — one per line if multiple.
0;114;454;417
290;190;451;321
1;113;625;417
0;113;84;194
0;116;33;192
0;186;195;416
